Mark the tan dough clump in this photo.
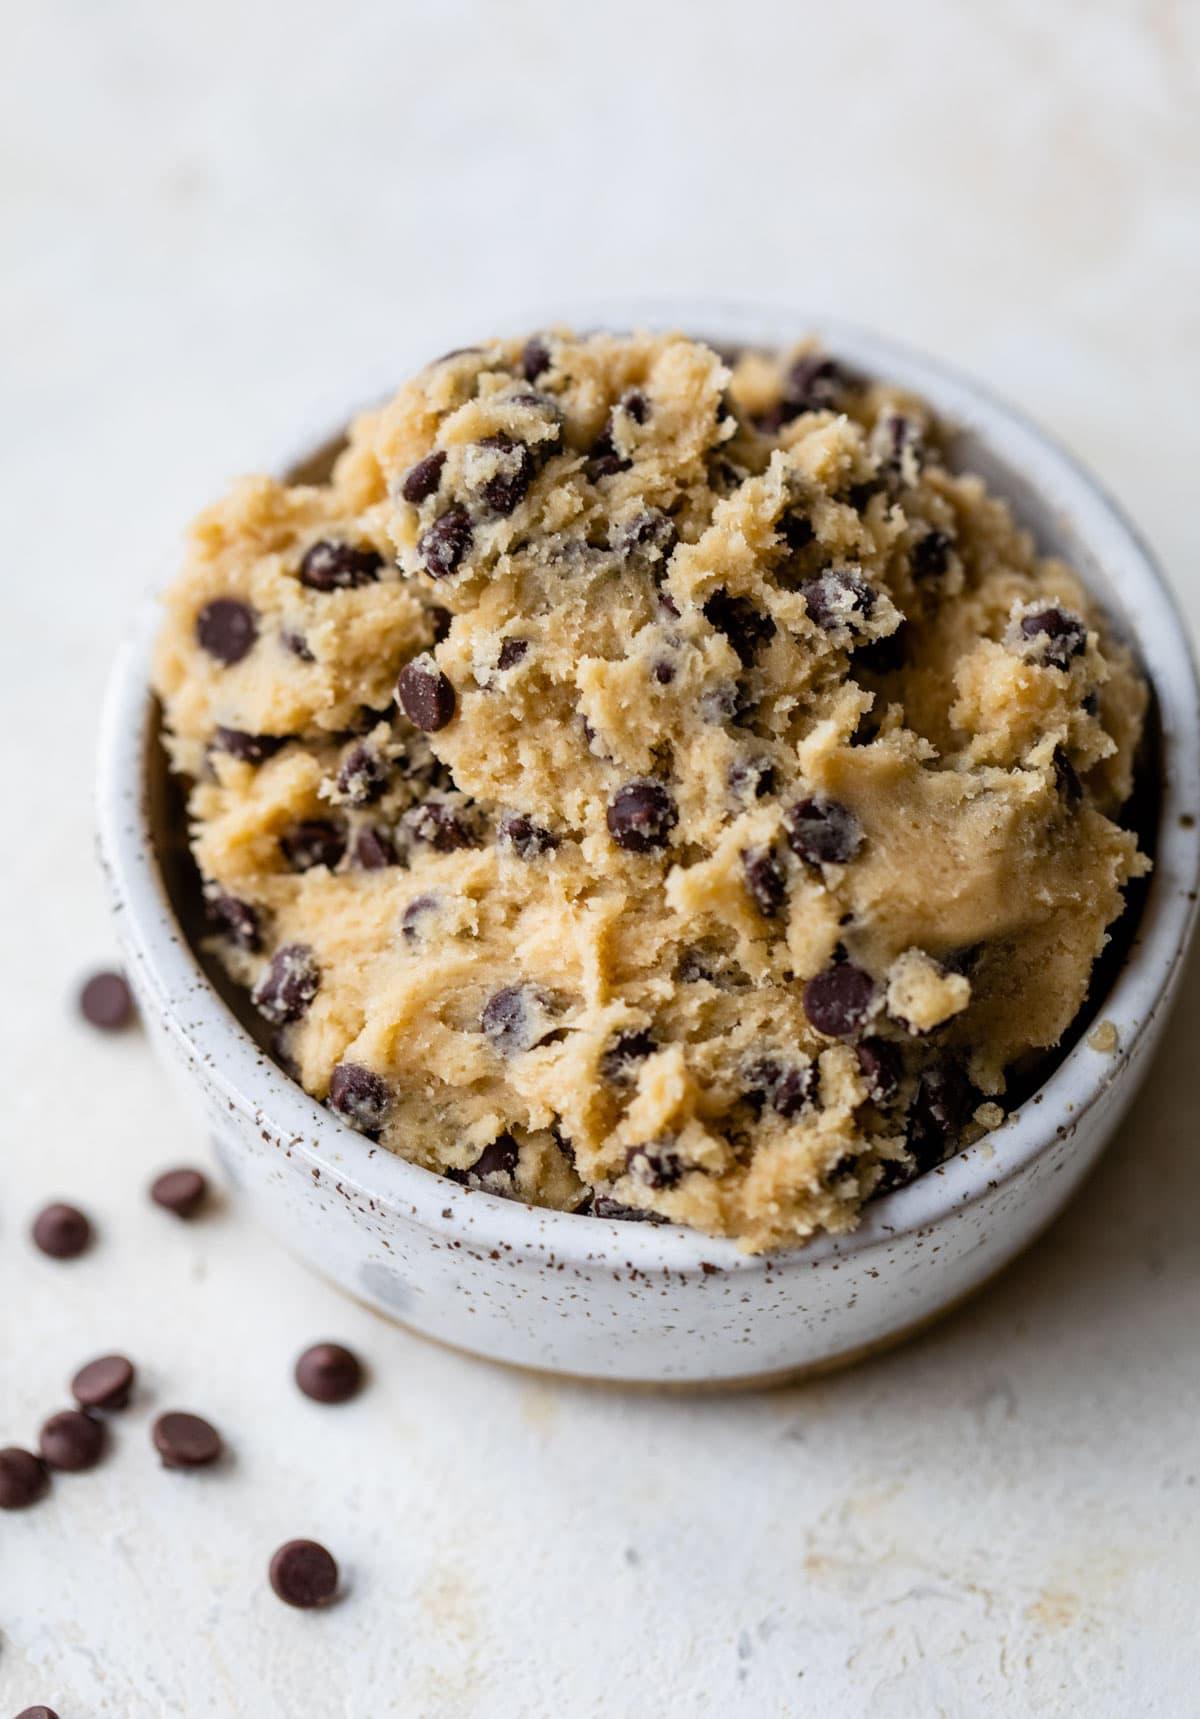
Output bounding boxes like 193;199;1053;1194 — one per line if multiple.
152;330;1149;1251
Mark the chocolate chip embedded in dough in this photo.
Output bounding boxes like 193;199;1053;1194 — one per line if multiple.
778;510;814;551
520;336;551;382
213;727;283;765
418;504;473;578
497;811;559;858
704;589;776;664
906;1062;972;1173
445;1133;521;1188
607;780;678;852
729;756;777;802
740;846;788;918
401;894;439;941
495;638;529;672
856;1037;903;1103
1015;606;1088;670
208;894;263;951
353;826;398;870
401;450;447;505
785;354;854;415
1054;746;1084;806
910;527;952;581
299;540;383;591
480;985;560;1056
599;1029;657;1086
785;796;863;866
402;798;478;852
396;656;456;731
280;819;346;873
328;1063;390;1134
252;943;320;1024
196;598;258;665
335;742;390;806
803;962;879;1039
626;1142;685;1189
743;1056;817;1119
799;568;878;633
477;434;535;516
591;1195;667;1224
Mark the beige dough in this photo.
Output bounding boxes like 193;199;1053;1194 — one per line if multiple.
152;330;1149;1252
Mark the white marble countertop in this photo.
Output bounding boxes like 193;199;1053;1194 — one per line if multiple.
3;2;1199;1713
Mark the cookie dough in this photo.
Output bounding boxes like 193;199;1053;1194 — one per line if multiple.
152;330;1149;1252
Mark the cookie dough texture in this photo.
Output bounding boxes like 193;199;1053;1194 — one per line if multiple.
153;330;1149;1251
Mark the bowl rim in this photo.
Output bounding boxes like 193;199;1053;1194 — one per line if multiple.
96;300;1200;1275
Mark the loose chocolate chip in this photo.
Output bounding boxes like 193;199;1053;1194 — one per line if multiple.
591;1195;667;1224
803;962;878;1039
600;1029;656;1085
403;799;477;852
1017;606;1088;670
282;628;315;662
477;433;535;516
252;943;320;1025
0;1447;47;1510
78;969;134;1031
906;1063;972;1173
152;1410;222;1470
401;894;439;940
418;504;473;578
353;826;398;870
196;598;258;665
150;1167;209;1218
480;985;559;1056
743;1056;817;1119
207;892;262;953
704;589;776;664
401;450;447;505
295;1342;363;1405
397;656;456;731
607;780;678;853
32;1202;91;1260
729;756;777;801
336;742;389;806
521;336;551;382
741;846;788;918
280;819;346;873
498;810;558;858
299;540;383;591
72;1354;135;1412
779;509;815;551
496;638;528;672
910;528;952;580
39;1409;105;1473
856;1037;903;1103
1054;746;1083;806
785;354;851;415
785;796;863;866
15;1707;59;1719
269;1538;339;1608
328;1062;390;1134
800;568;878;633
212;727;282;766
626;1142;684;1189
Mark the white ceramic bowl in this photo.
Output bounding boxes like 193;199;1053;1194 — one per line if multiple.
96;304;1200;1387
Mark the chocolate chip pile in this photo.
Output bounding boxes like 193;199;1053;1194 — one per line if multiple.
152;330;1149;1250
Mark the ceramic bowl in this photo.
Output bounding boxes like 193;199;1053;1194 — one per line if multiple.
95;303;1200;1386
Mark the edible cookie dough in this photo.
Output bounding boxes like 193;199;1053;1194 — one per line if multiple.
153;330;1149;1252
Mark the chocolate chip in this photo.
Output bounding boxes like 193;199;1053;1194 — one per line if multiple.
729;756;777;801
1016;606;1088;670
743;1056;817;1118
299;540;383;591
402;799;477;852
480;985;559;1056
906;1062;972;1173
196;598;258;665
280;819;346;873
587;403;634;481
779;510;814;551
1054;746;1083;806
607;780;678;852
652;658;675;685
785;354;852;414
910;528;952;580
626;1142;684;1189
39;1409;105;1472
15;1707;60;1719
704;589;776;663
0;1447;47;1510
32;1202;91;1260
328;1062;390;1134
150;1167;209;1218
803;961;878;1039
521;336;551;382
741;846;788;917
401;450;447;504
212;727;282;766
496;638;528;672
856;1037;903;1103
72;1354;135;1412
396;655;456;731
428;604;454;644
78;969;134;1031
498;810;558;858
401;894;439;940
472;1134;520;1180
269;1538;339;1608
152;1410;222;1469
800;568;878;633
295;1342;363;1405
208;892;262;951
252;943;320;1024
591;1195;666;1224
477;433;535;515
600;1029;656;1085
418;504;473;578
615;508;678;564
282;628;315;662
336;742;389;806
785;796;863;866
353;826;398;870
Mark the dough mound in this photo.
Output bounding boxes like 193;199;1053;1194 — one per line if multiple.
153;331;1149;1251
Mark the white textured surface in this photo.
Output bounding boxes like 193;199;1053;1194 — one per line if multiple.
2;1;1199;1713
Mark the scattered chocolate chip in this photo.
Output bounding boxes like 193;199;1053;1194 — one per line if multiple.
591;1195;666;1224
1054;746;1083;806
800;567;878;633
741;846;788;918
803;962;878;1039
78;970;134;1031
269;1538;339;1608
328;1062;390;1134
600;1029;656;1085
785;796;863;866
496;638;528;672
477;433;535;515
480;985;559;1056
280;819;346;873
72;1354;135;1412
626;1142;684;1189
207;893;262;951
401;450;447;505
0;1447;47;1510
856;1037;903;1103
396;656;456;731
906;1062;972;1173
1016;606;1088;670
400;894;439;941
196;598;258;665
910;528;952;580
607;780;678;852
32;1203;91;1260
418;504;473;578
282;628;315;662
743;1056;817;1118
779;510;814;551
150;1167;209;1218
729;756;777;801
520;336;551;382
704;589;776;663
39;1409;105;1473
212;727;282;765
498;811;559;858
152;1411;222;1470
15;1707;59;1719
252;943;320;1025
335;742;389;806
353;826;398;870
299;540;383;591
295;1342;363;1405
402;799;477;852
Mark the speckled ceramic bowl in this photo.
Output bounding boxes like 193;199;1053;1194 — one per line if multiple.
96;304;1200;1386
